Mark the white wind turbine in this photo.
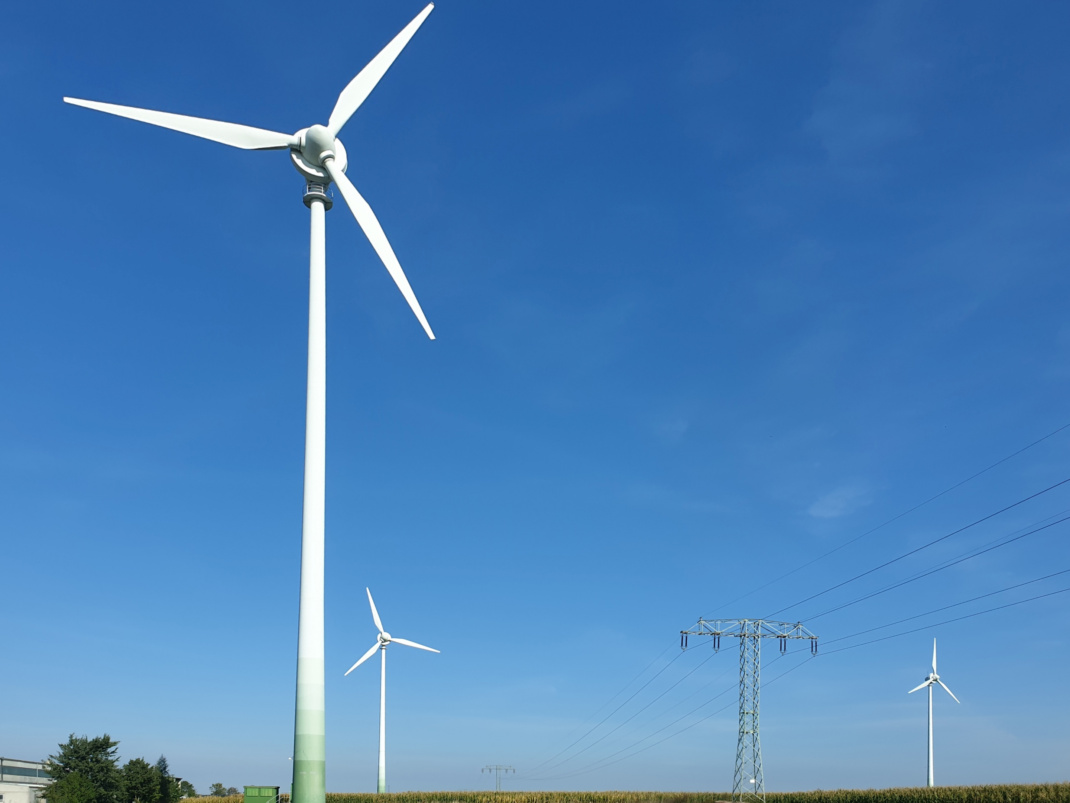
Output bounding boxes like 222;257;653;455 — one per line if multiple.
64;8;437;803
345;587;439;794
908;638;960;787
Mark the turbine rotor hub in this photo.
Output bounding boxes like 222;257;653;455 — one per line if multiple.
379;631;391;646
302;125;336;165
290;127;348;183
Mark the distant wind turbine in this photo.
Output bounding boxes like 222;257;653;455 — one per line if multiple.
64;8;438;803
346;587;440;793
908;638;960;787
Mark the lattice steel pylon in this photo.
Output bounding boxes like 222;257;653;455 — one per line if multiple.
680;619;817;802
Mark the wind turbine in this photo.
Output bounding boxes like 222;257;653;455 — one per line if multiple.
345;587;439;793
908;638;960;787
64;7;438;803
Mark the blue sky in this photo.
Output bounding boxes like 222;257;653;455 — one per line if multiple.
3;0;1070;794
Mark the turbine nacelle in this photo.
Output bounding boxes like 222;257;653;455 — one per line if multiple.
291;127;349;182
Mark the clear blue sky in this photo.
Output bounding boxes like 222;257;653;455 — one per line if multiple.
3;0;1069;794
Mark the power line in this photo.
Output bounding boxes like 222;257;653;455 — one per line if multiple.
819;585;1070;656
541;571;1067;783
522;645;688;776
526;571;1070;785
525;655;792;782
708;421;1070;615
516;434;1070;787
764;476;1070;619
522;640;678;775
805;513;1070;621
882;506;1070;591
525;648;810;785
525;650;721;776
519;643;720;778
819;567;1070;645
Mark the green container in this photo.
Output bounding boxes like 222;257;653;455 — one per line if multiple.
243;786;279;803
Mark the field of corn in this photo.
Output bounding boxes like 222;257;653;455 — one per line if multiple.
189;784;1070;803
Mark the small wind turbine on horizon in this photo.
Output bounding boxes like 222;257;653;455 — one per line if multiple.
346;587;440;794
64;8;439;803
908;638;960;788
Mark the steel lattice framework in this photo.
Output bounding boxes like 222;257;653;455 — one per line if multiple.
680;619;818;802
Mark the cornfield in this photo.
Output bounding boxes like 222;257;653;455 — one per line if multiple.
188;785;1070;803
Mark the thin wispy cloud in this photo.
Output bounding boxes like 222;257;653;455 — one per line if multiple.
805;3;930;177
808;483;873;519
653;414;690;444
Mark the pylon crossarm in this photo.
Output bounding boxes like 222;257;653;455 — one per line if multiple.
682;618;817;641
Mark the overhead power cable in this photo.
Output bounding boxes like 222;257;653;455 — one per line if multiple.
550;570;1070;783
882;506;1070;590
709;421;1070;615
523;565;1070;786
804;514;1070;621
522;644;688;775
526;649;720;775
764;475;1070;618
524;653;791;782
523;640;677;775
820;585;1070;656
819;567;1070;645
736;581;1070;737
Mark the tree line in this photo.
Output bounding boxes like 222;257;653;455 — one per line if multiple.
42;734;236;803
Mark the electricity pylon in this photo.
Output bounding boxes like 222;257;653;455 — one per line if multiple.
481;765;514;792
681;619;817;803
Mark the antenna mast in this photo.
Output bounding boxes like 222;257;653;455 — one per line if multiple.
680;619;817;802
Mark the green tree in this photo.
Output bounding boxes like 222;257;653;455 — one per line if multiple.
175;781;196;799
45;734;121;803
119;758;160;803
43;773;98;803
208;784;227;798
154;756;174;803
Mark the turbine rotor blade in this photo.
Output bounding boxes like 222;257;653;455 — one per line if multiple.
344;642;381;676
327;3;435;137
937;679;960;703
932;639;938;674
391;636;440;654
324;159;435;339
367;587;385;633
908;680;931;694
63;97;297;150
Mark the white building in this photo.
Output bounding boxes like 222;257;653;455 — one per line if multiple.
0;758;48;803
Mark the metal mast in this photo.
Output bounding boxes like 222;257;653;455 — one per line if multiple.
680;619;817;802
292;184;329;803
481;765;515;792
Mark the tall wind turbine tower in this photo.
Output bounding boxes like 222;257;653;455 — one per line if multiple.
63;7;439;803
908;638;960;787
